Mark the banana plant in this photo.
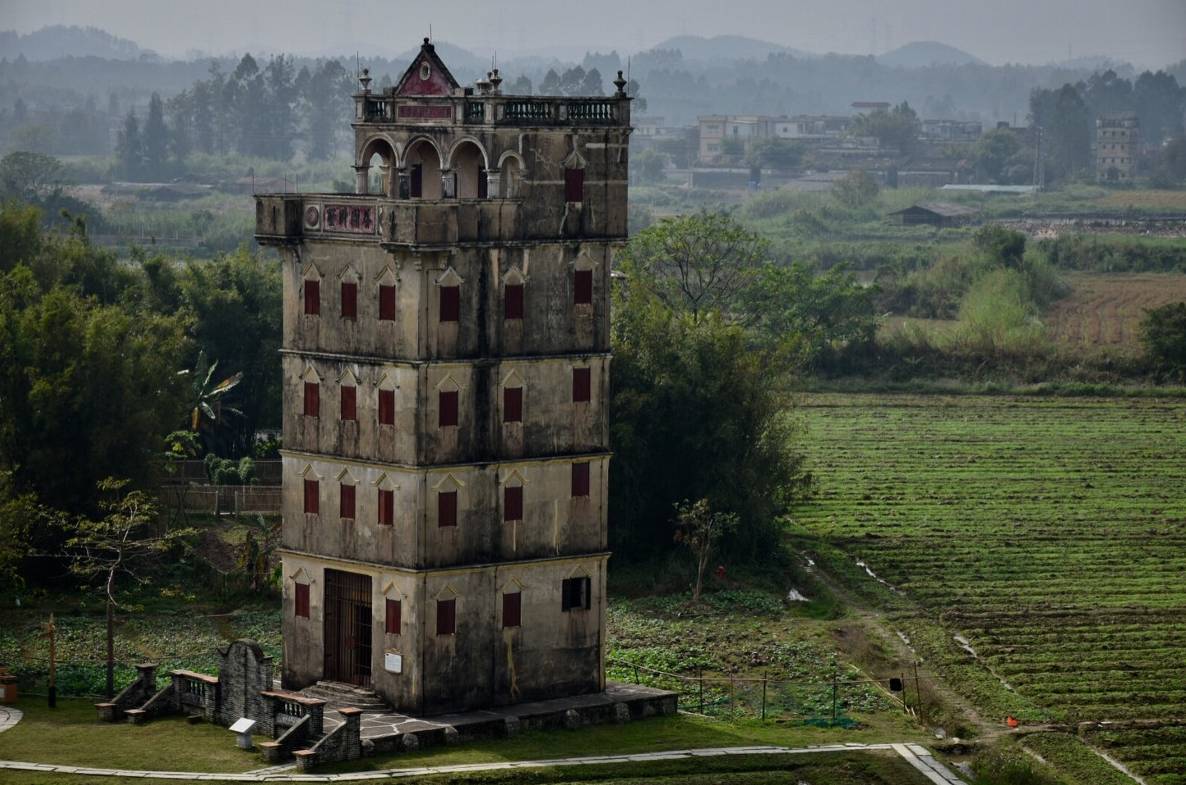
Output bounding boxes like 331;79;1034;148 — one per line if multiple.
179;351;244;435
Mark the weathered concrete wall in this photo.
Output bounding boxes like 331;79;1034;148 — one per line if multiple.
280;243;612;361
281;550;607;714
282;355;609;465
280;453;609;568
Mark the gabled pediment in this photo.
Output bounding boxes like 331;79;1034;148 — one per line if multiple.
436;265;464;287
394;39;460;97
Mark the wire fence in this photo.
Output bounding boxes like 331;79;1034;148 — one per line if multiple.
608;658;917;726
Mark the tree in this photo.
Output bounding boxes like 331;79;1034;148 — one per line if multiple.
672;498;738;602
303;59;351;161
832;169;880;209
1133;71;1186;146
631;149;667;184
63;478;192;697
559;66;586;96
0;471;45;595
508;75;532;95
972;128;1022;183
747;138;804;171
539;69;561;95
620;211;767;322
1152;135;1186;186
179;351;243;454
1030;84;1092;181
115;110;143;180
973;224;1027;269
580;68;604;96
1141;302;1186;380
854;101;920;153
142;93;169;180
0;152;61;200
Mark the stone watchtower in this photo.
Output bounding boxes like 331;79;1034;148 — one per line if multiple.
255;40;631;715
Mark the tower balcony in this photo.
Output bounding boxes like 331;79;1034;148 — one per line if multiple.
255;193;626;248
354;95;631;129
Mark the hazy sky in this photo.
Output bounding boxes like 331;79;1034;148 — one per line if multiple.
3;0;1184;67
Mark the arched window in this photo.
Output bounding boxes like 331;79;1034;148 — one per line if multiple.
404;139;443;199
450;140;488;199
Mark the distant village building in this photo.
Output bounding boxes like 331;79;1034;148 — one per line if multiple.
1096;112;1140;183
921;119;983;143
697;114;777;161
889;201;979;227
255;39;629;715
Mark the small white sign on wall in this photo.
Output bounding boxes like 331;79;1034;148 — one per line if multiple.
385;651;403;674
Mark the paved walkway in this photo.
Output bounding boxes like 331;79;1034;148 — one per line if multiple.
0;707;22;734
0;741;969;783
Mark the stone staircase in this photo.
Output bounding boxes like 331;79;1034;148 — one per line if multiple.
300;681;390;712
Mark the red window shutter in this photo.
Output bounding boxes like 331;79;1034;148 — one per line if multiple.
294;583;310;618
573;367;591;402
574;269;593;305
303;382;320;418
303;479;319;515
504;485;523;522
438;490;457;527
385;598;401;634
439;390;459;427
378;488;394;526
571;462;590;497
502;591;521;628
440;285;460;322
304;280;320;315
340;281;357;320
503;386;523;423
340;385;357;421
378;389;395;426
565;168;585;202
339;483;355;520
436;598;456;635
379;284;397;321
504;284;524;320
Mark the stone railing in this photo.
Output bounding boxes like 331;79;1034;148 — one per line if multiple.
171;669;219;722
354;95;629;129
95;663;157;722
293;707;362;771
259;689;326;739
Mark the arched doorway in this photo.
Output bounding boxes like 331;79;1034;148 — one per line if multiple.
404;139;443;199
451;140;488;199
358;137;396;196
499;153;524;198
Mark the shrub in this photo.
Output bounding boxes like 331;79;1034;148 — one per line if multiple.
1140;301;1186;379
950;268;1048;359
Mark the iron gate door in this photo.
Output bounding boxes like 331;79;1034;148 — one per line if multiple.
323;569;373;686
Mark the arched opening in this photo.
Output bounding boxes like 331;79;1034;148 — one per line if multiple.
499;153;524;198
358;137;396;196
451;140;488;199
404;139;442;199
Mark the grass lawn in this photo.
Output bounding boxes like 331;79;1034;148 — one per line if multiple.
0;698;266;772
321;712;924;773
0;750;933;785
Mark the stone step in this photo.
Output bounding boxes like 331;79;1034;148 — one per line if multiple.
300;681;390;711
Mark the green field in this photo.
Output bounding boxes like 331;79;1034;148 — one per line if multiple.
792;393;1186;784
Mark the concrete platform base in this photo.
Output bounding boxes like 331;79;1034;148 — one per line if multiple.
327;683;677;756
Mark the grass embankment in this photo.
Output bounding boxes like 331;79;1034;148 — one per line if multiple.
0;698;266;771
793;393;1186;783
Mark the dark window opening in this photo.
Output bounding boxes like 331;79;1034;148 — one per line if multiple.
410;164;423;198
378;488;394;526
379;284;397;321
294;582;310;618
339;483;356;520
304;280;320;315
561;577;591;612
571;462;591;497
502;591;521;628
504;485;523;522
574;269;593;305
573;367;591;403
564;167;585;202
378;389;395;426
478;168;489;199
439;390;459;428
340;281;358;320
303;479;319;515
385;598;401;634
340;385;357;421
504;283;524;320
438;490;458;528
436;598;456;635
503;386;523;423
303;382;320;418
440;285;460;322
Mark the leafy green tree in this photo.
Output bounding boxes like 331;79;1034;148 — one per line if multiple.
0;152;61;200
832;169;880;209
973;224;1027;269
180;351;243;454
580;68;604;96
302;59;351;161
1152;136;1186;186
621;211;767;322
1140;302;1186;380
972;128;1022;183
539;69;561;95
747;138;804;171
1133;71;1186;145
0;471;45;595
508;75;532;95
631;149;667;184
1030;84;1092;181
719;136;745;159
63;478;193;697
672;498;738;602
115;109;143;180
142;92;169;180
854;101;921;153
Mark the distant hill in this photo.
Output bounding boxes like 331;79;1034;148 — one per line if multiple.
0;25;149;61
650;35;812;62
877;41;985;68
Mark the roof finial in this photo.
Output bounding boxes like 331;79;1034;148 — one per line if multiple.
359;67;372;93
490;67;502;95
613;70;627;97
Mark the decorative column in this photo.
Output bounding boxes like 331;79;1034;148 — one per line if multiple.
354;165;369;195
441;169;456;198
486;169;501;198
